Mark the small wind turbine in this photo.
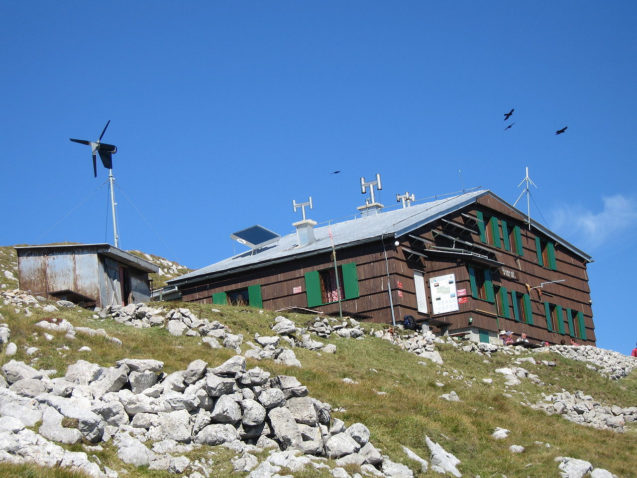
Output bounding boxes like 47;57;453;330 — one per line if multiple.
70;121;120;248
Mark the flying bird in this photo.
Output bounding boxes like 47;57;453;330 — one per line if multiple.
331;170;341;174
505;122;515;131
504;108;514;121
555;126;568;135
70;120;118;177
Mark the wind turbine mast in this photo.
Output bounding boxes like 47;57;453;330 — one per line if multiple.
513;166;537;229
108;168;119;248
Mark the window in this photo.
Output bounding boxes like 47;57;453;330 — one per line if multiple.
468;266;495;302
544;302;558;332
305;263;359;307
476;211;502;248
494;285;510;318
212;284;263;308
512;290;533;325
535;236;557;270
510;225;524;256
500;220;511;252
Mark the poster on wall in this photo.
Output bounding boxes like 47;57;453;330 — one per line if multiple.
413;271;428;313
429;273;459;315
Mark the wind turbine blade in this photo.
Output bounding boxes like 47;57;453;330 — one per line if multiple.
98;120;111;142
93;154;97;177
70;138;91;145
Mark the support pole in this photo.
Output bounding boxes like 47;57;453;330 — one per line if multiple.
108;169;119;248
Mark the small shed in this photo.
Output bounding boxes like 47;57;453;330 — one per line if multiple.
15;244;159;307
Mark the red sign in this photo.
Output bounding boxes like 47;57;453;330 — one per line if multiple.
458;297;469;304
457;289;467;297
397;281;403;289
292;286;302;294
397;290;403;298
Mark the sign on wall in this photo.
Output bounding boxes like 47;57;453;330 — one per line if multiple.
429;273;459;315
413;271;428;313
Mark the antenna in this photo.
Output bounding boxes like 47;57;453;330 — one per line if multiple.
360;173;382;204
513;166;537;229
70;121;120;248
292;196;313;221
396;192;415;208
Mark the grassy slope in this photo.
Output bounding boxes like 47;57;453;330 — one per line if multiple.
1;246;636;477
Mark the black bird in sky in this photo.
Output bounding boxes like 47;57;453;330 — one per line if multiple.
504;122;515;131
331;170;341;174
504;108;514;121
555;126;568;135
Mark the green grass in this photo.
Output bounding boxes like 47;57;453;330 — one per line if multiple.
1;262;636;476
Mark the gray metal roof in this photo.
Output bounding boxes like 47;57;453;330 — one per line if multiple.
169;189;592;287
15;244;159;273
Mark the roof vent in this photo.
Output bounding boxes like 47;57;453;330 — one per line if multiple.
293;197;317;246
358;173;384;216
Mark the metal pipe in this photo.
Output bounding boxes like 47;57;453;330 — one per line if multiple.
381;234;396;327
108;169;119;248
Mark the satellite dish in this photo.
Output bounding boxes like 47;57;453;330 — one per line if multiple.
70;120;118;177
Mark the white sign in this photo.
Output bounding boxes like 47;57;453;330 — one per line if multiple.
413;271;428;313
429;273;459;315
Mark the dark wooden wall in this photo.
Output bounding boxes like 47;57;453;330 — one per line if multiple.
180;241;399;323
391;195;595;345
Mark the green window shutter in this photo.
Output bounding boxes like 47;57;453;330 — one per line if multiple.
490;217;502;248
577;311;587;340
523;294;533;325
566;308;575;337
544;302;553;332
501;220;511;251
556;305;565;334
476;211;486;243
484;269;495;303
511;291;520;322
304;270;323;307
468;266;478;299
499;286;510;318
248;285;263;308
514;226;524;256
547;242;557;270
212;292;227;305
535;237;544;266
341;262;360;299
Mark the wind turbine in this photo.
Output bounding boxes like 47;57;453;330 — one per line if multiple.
70;121;120;248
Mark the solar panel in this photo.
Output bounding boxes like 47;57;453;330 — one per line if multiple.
230;225;280;249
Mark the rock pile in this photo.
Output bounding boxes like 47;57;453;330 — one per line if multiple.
374;328;444;364
99;303;244;350
548;345;637;380
0;355;413;477
532;390;637;432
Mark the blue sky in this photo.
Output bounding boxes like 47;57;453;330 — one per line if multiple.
1;2;636;355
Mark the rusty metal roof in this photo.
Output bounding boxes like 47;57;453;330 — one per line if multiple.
15;243;159;273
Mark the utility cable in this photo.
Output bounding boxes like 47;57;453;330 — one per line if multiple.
114;183;172;252
36;180;108;243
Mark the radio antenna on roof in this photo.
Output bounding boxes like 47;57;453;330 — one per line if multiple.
513;166;537;229
396;192;415;208
293;197;313;221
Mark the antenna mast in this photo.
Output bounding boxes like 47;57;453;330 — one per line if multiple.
513;166;537;229
108;169;119;248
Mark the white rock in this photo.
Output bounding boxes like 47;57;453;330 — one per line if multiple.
425;435;461;477
402;445;428;473
492;427;509;439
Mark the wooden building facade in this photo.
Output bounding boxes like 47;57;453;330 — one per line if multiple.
170;190;595;345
